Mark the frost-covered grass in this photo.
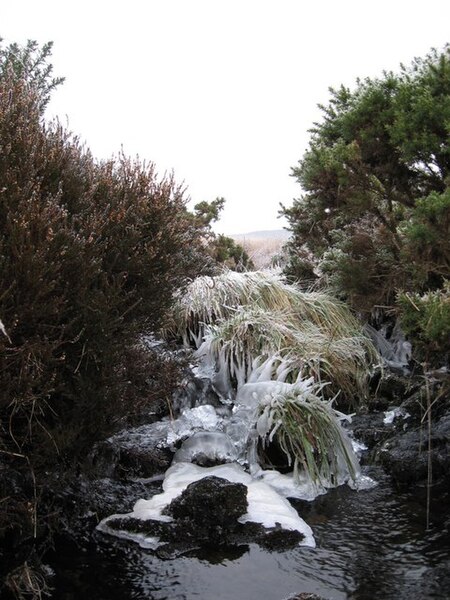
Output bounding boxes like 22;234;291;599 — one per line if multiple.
255;379;358;484
201;305;373;398
165;270;301;345
162;269;374;486
165;270;376;401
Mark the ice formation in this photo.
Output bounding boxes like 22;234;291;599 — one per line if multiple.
99;461;315;548
365;322;412;371
383;407;411;425
99;350;375;550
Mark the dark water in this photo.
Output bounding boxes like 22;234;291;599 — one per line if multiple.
48;469;450;600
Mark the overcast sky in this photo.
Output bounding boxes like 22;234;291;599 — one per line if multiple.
2;0;449;234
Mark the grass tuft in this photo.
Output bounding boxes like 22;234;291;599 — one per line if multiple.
256;381;358;484
165;270;376;401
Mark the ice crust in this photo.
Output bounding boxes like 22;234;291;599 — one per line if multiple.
172;431;238;464
100;461;315;548
383;407;410;425
99;352;375;551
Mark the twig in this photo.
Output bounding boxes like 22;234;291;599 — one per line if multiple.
0;449;26;458
424;369;432;531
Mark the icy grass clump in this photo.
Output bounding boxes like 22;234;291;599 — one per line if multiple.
195;306;374;401
164;270;301;346
99;271;379;551
165;270;376;401
232;372;360;486
165;269;370;346
98;461;315;548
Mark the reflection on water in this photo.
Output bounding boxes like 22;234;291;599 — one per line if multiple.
50;468;450;600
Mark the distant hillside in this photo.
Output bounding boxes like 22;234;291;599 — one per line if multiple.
231;229;291;241
229;229;290;268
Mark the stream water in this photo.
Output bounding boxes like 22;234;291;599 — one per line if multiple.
48;467;450;599
47;340;450;599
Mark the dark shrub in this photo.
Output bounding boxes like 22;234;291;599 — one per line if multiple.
0;67;212;477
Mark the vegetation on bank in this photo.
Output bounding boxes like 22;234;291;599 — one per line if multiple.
280;45;450;363
191;197;254;271
255;380;358;484
165;269;373;481
0;39;228;592
167;270;376;401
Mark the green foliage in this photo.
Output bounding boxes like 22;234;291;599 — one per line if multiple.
0;38;64;111
319;217;403;311
398;283;450;359
208;234;254;271
193;197;225;227
281;45;450;315
190;197;253;271
401;188;450;286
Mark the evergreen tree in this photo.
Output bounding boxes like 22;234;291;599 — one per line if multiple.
281;46;450;313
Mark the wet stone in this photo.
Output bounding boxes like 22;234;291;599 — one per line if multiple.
258;526;304;550
163;476;248;526
350;412;389;450
102;476;306;557
377;410;450;487
372;371;417;404
88;437;173;480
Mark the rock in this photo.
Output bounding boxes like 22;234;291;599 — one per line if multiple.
115;446;173;478
351;412;389;450
371;370;421;405
258;526;304;550
401;380;449;423
377;410;450;487
103;476;305;557
164;476;248;528
88;437;173;479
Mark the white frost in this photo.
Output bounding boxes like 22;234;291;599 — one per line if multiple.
99;461;315;548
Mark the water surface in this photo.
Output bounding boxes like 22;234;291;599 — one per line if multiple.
49;468;450;599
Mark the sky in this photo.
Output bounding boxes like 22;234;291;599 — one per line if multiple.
1;0;449;234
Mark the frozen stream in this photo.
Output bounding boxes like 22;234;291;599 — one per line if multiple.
97;355;374;551
46;354;450;599
46;274;450;598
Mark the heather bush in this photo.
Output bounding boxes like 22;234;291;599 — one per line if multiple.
0;43;213;494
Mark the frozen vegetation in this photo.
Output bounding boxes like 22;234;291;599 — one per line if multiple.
99;270;377;550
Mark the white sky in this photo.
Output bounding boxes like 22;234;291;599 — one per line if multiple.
1;1;449;234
